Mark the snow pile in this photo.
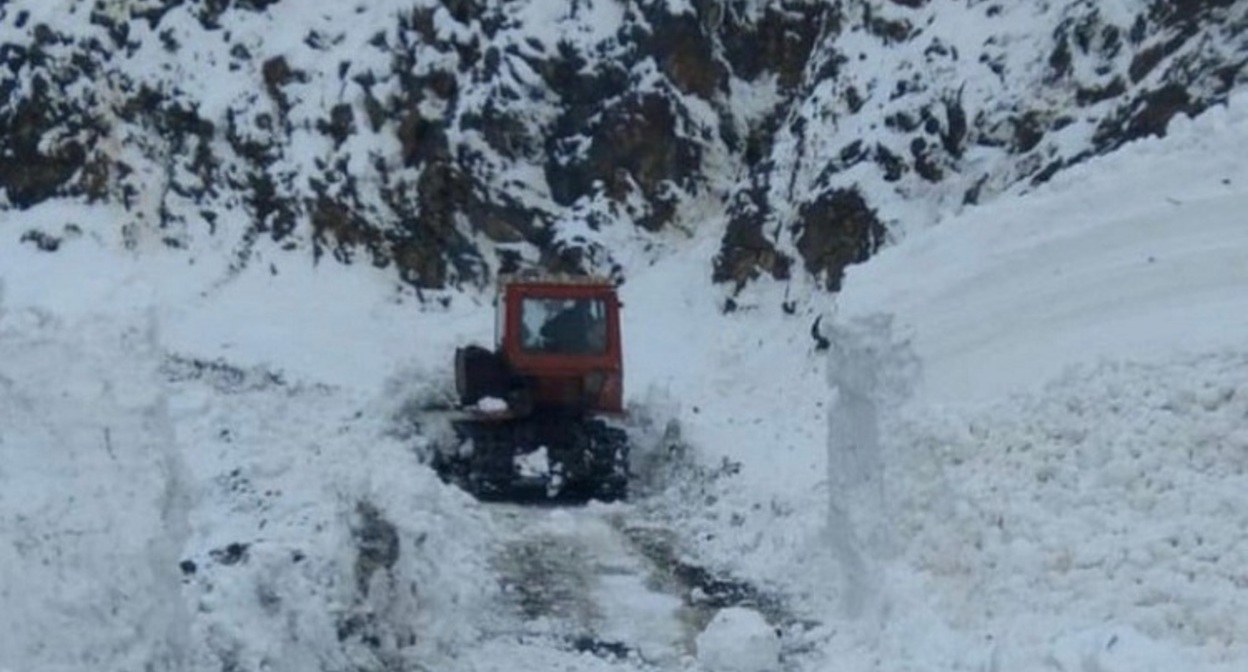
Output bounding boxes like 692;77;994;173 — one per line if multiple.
695;607;780;672
0;308;189;672
798;91;1248;670
880;353;1248;669
623;258;834;602
476;396;509;413
623;86;1248;672
823;313;920;617
0;232;508;671
167;359;501;671
835;89;1248;405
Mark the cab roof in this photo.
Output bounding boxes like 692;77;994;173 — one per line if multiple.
498;272;616;288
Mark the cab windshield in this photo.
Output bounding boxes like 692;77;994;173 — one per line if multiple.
520;298;607;355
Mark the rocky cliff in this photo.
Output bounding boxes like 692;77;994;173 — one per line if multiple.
2;0;1245;295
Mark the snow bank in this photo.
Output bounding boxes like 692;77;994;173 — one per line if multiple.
824;313;920;616
859;352;1248;670
695;607;780;672
836;91;1248;405
0;290;503;671
0;228;506;671
166;355;499;671
805;91;1248;671
0;308;189;672
626;81;1248;672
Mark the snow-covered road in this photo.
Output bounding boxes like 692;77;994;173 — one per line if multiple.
441;499;794;672
484;505;694;666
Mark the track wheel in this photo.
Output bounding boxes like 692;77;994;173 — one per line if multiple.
586;420;629;502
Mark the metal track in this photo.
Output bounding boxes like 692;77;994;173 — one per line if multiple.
433;415;629;503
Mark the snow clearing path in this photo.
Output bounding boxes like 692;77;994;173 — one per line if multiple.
481;504;699;668
467;500;806;672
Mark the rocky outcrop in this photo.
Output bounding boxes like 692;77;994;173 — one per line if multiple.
0;28;106;208
713;183;792;291
1;0;1244;295
547;91;703;232
794;189;886;292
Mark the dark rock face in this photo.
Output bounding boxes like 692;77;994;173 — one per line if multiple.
0;93;87;208
647;8;724;98
0;49;101;208
1;1;1245;295
548;91;702;232
720;2;834;89
713;184;791;290
794;189;886;292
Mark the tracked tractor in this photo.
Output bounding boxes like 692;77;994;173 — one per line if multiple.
433;275;629;501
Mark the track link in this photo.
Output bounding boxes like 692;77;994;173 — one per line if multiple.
433;415;629;503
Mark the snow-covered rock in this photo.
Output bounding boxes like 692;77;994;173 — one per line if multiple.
3;1;1243;295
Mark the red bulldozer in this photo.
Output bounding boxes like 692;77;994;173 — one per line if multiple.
433;274;629;501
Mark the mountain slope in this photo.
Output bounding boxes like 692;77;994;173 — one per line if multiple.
2;2;1248;672
2;0;1244;297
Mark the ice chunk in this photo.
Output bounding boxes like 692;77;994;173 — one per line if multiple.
476;396;509;412
514;447;550;479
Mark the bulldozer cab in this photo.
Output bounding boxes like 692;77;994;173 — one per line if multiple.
518;297;608;355
497;276;623;413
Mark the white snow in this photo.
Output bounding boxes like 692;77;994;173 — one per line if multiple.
476;396;510;413
695;607;781;672
513;446;551;479
3;6;1248;672
624;82;1248;672
810;91;1248;671
836;90;1248;406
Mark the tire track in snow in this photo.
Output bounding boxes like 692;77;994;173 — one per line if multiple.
481;502;816;669
485;504;697;668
